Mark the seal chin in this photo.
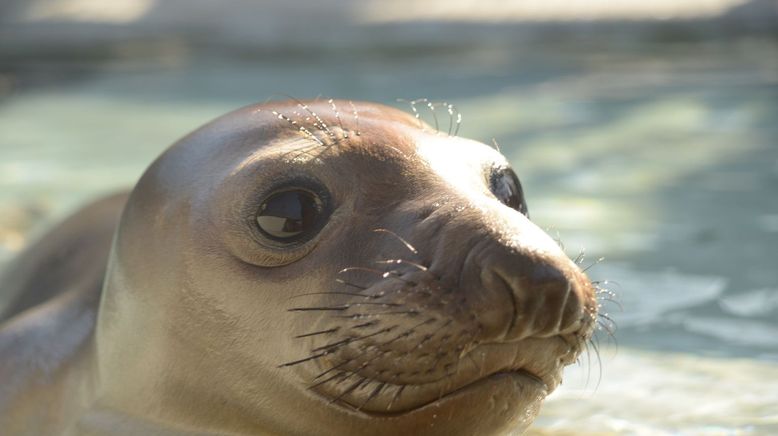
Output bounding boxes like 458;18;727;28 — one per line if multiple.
319;371;549;435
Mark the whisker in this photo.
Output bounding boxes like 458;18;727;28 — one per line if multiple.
351;321;378;329
311;348;381;391
312;338;354;353
358;382;386;411
386;385;406;411
289;306;350;312
574;249;586;265
598;298;623;312
589;336;603;391
452;105;462;136
290;302;402;312
313;359;382;395
594;283;620;295
413;319;452;350
311;351;363;382
335;278;368;290
595;309;619;346
583;257;606;273
336;310;420;319
328;98;347;139
597;312;617;329
312;326;397;353
375;259;428;272
583;339;592;390
596;319;616;338
416;98;440;133
339;267;412;284
443;102;454;136
598;298;623;313
592;282;618;298
348;101;361;136
288;96;337;142
380;317;437;349
491;138;502;152
289;291;378;300
330;377;368;404
351;302;403;307
333;370;357;387
594;279;622;289
271;110;324;146
295;327;340;338
372;228;419;255
397;98;423;129
436;102;452;136
279;351;330;368
594;284;617;296
552;229;566;251
308;370;348;389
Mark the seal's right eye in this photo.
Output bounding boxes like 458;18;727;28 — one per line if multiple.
256;189;323;242
489;167;529;217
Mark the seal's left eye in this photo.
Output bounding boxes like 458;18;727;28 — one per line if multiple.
489;167;529;217
256;189;323;242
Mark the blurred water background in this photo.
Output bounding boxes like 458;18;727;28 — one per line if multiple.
1;0;777;434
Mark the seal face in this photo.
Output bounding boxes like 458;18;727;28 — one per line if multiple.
0;99;598;436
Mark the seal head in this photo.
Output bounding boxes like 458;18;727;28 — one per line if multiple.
94;100;597;435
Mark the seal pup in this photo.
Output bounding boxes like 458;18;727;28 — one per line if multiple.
0;99;599;435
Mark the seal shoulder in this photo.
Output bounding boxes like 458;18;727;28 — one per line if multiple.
0;192;129;322
0;192;128;435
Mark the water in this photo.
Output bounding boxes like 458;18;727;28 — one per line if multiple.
1;37;777;434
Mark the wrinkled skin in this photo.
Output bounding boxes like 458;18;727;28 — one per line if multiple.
0;100;597;435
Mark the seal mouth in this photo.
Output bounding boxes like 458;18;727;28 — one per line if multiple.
324;367;548;417
311;338;567;415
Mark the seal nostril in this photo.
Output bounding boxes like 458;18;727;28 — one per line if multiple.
558;273;596;337
552;280;574;335
492;269;519;342
469;251;519;342
483;253;590;342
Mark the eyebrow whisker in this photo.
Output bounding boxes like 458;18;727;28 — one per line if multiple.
328;99;347;139
348;101;361;136
271;110;324;146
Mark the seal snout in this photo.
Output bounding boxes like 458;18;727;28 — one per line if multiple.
477;250;595;344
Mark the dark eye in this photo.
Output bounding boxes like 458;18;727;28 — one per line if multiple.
489;167;529;217
256;189;324;242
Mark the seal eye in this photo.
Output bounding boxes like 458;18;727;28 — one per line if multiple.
256;189;323;241
490;167;529;217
